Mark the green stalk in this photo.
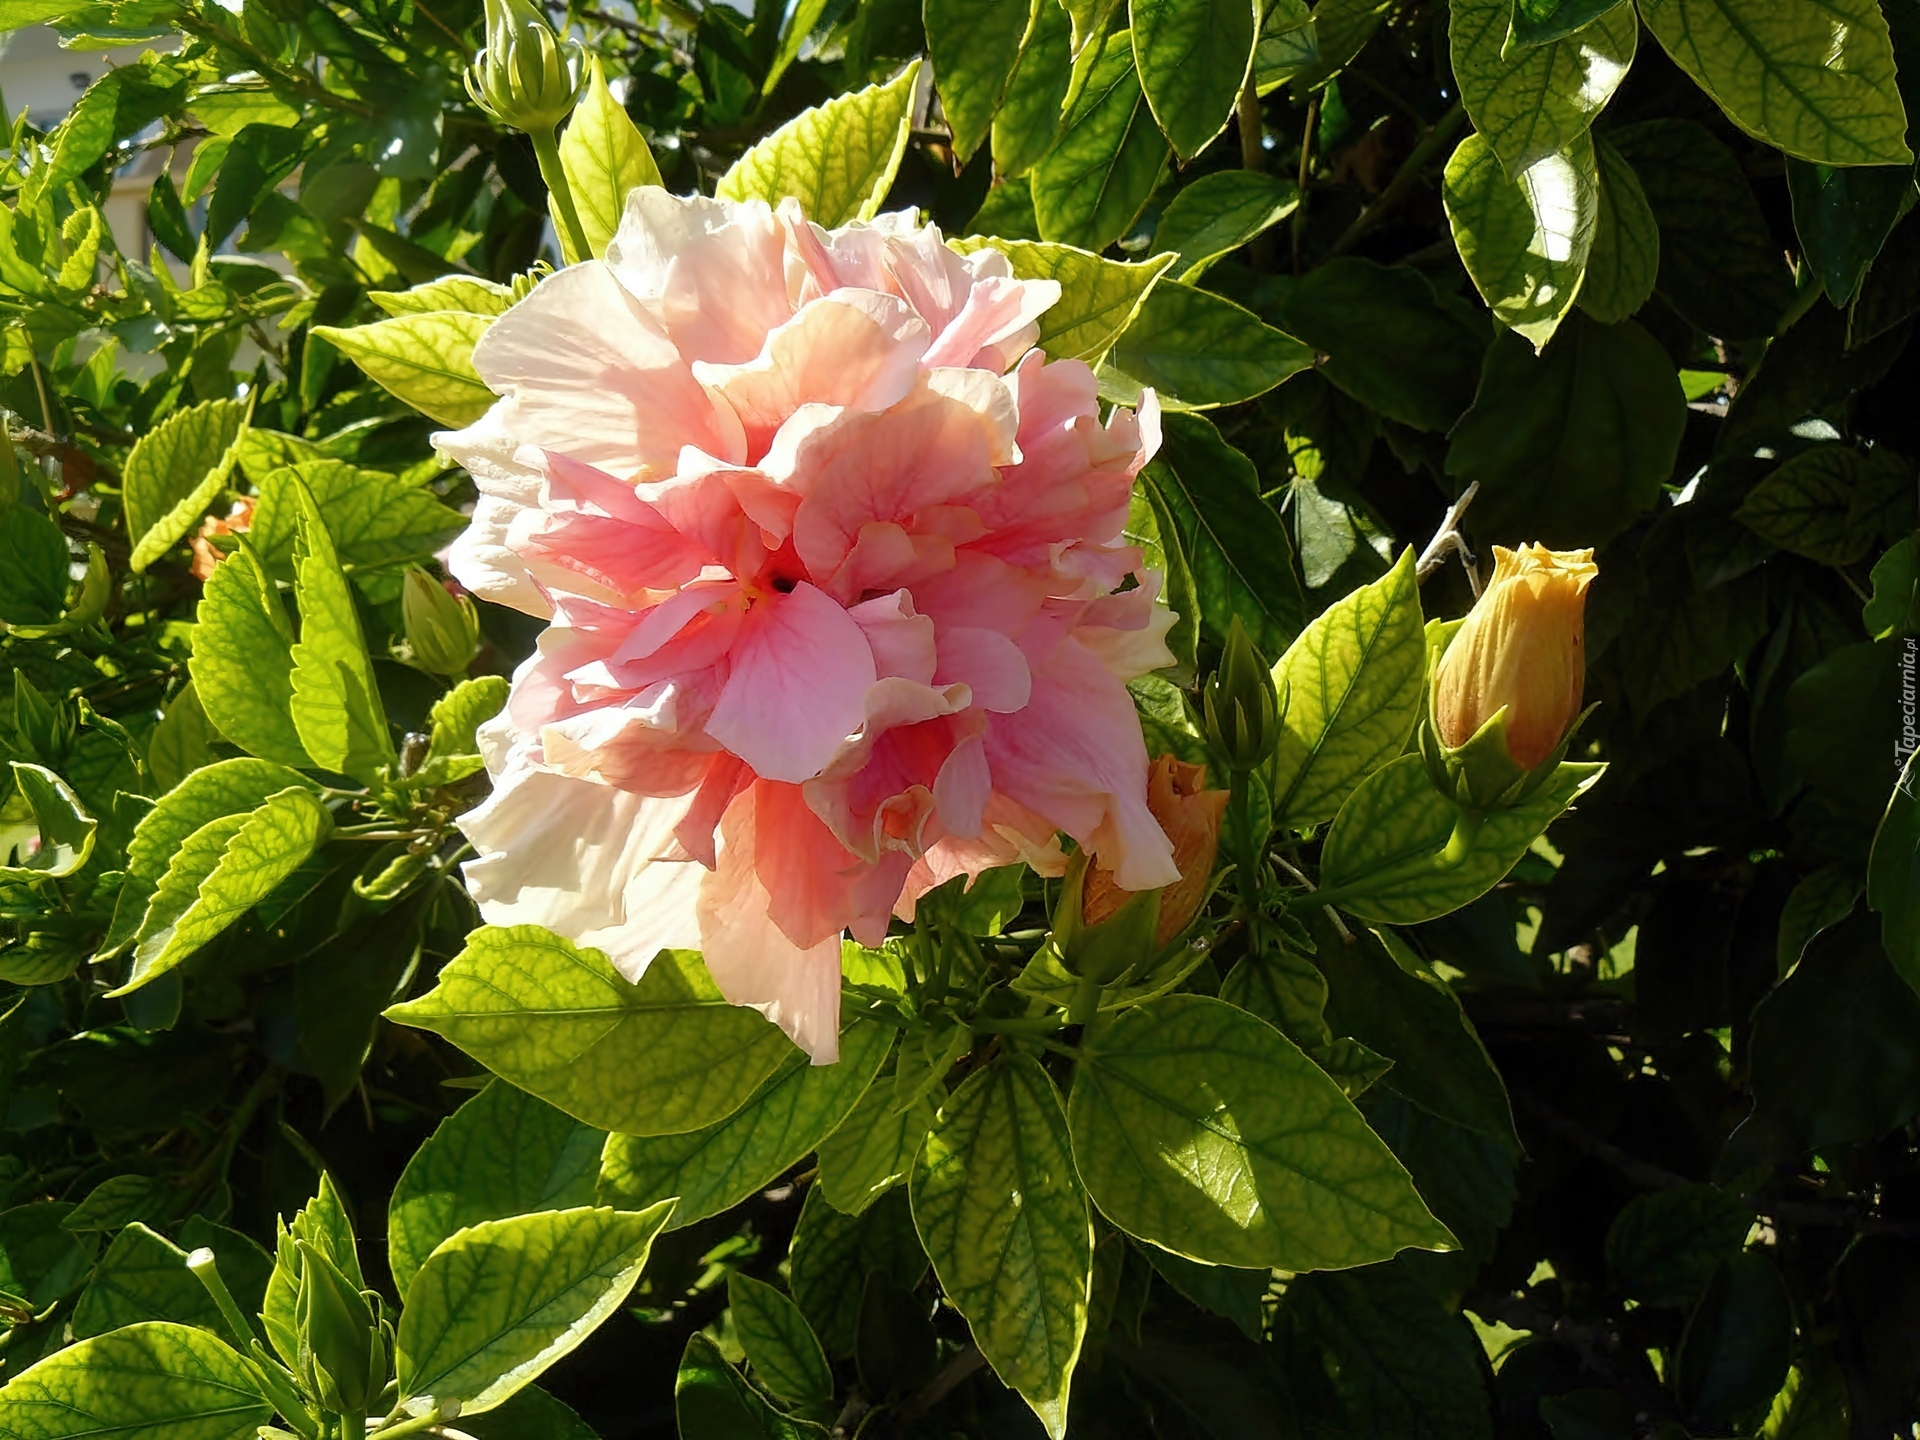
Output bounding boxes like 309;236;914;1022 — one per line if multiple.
185;1249;254;1350
1066;971;1103;1028
530;125;592;264
1228;771;1261;918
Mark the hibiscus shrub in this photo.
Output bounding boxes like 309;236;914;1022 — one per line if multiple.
2;0;1919;1435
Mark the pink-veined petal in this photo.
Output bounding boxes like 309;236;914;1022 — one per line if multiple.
705;582;877;783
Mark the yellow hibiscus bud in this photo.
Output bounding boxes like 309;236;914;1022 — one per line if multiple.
1434;543;1596;769
1082;754;1230;946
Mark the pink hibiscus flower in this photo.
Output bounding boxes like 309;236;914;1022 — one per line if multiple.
439;188;1180;1061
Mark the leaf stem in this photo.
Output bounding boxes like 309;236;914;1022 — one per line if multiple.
530;125;592;264
369;1407;443;1440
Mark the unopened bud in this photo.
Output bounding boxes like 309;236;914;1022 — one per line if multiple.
401;568;481;677
1202;617;1280;772
12;670;74;767
465;0;583;134
1082;755;1228;946
1422;543;1596;810
294;1239;376;1417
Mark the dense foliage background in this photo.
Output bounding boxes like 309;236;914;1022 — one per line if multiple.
0;0;1917;1434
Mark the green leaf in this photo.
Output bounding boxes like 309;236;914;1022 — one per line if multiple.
1443;130;1598;352
1139;412;1304;659
1504;0;1626;48
1103;280;1314;408
929;0;1039;161
189;543;311;768
1309;916;1517;1142
1130;0;1256;159
726;1272;833;1408
911;1055;1090;1437
595;1019;892;1226
788;1188;928;1356
369;276;519;318
1266;257;1487;431
1280;1262;1493;1439
286;478;392;782
1607;119;1795;337
1;763;95;879
1778;864;1865;975
459;1386;600;1440
0;1322;269;1440
1787;159;1916;308
560;58;664;261
1150;170;1298;281
0;1202;95;1311
409;674;509;788
992;0;1073;177
312;312;496;427
1068;994;1456;1268
386;926;798;1136
1450;0;1634;175
1253;0;1316;93
1638;0;1912;166
70;1223;223;1340
1444;314;1686;548
126;757;316;884
115;787;333;995
397;1203;675;1416
120;399;248;573
817;1083;936;1216
674;1333;830;1440
948;237;1175;360
246;460;467;577
1031;32;1170;250
1726;909;1920;1170
1605;1184;1754;1308
1734;445;1914;566
1676;1253;1793;1430
1268;546;1424;829
1317;755;1604;923
717;62;920;226
388;1080;604;1295
147;682;218;794
1866;534;1920;640
63;1175;165;1233
1577;134;1659;323
0;507;69;627
1141;1245;1267;1340
1870;752;1919;991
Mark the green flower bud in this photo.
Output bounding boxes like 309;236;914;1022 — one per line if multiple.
1202;617;1281;772
465;0;583;134
401;568;481;677
12;670;75;768
294;1239;377;1418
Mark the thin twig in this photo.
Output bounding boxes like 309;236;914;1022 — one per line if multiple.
1329;100;1466;258
1273;853;1353;942
1291;93;1319;274
1415;480;1479;594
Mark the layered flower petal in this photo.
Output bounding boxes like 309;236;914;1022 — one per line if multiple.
449;188;1184;1057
